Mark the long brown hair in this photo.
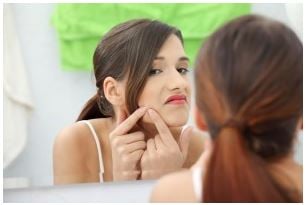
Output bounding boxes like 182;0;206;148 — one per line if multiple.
77;19;183;120
195;15;302;202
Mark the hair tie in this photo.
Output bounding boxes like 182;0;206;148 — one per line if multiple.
221;118;246;132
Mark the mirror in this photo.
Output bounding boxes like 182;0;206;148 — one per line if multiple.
3;3;303;189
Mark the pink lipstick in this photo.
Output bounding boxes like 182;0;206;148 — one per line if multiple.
165;94;187;105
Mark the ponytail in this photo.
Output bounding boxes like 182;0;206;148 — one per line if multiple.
194;14;303;203
202;123;295;202
76;93;114;121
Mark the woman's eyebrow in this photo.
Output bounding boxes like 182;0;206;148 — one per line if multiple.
154;56;190;62
178;56;190;62
154;56;165;61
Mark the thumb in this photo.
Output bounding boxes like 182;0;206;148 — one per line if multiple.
192;136;213;169
178;126;193;160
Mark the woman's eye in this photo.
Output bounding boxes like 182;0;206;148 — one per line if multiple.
149;69;163;76
177;67;190;75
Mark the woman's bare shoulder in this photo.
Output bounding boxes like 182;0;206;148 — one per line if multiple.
53;119;112;161
150;169;197;202
53;121;103;184
54;122;92;150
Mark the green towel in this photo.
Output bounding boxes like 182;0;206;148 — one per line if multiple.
52;3;250;71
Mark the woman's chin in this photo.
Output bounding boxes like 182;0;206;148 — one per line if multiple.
164;118;188;127
139;116;187;128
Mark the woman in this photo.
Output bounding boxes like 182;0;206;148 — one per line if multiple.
53;19;205;184
151;14;302;202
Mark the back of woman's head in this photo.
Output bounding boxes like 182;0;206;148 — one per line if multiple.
195;14;302;202
77;19;183;120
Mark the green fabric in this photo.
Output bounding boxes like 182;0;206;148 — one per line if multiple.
52;3;250;71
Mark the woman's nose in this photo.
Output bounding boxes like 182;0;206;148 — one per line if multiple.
166;68;189;91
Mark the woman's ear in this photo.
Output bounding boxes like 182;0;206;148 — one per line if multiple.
103;76;125;106
195;106;208;131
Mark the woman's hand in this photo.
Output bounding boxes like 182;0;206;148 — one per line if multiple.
140;109;192;180
109;107;148;181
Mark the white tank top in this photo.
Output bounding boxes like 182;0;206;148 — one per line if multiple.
192;166;203;202
79;120;104;182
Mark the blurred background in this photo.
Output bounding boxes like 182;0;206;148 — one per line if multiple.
3;3;303;189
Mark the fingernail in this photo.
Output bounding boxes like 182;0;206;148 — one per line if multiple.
140;106;147;111
148;109;154;118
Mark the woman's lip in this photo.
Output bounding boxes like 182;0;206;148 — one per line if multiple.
166;99;187;105
165;95;187;104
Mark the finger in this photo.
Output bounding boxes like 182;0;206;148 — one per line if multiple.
110;131;144;147
124;141;146;153
154;134;165;150
112;107;148;136
178;126;193;160
122;170;140;179
121;131;145;144
147;138;157;155
128;149;145;162
140;150;149;168
192;137;213;169
147;109;175;145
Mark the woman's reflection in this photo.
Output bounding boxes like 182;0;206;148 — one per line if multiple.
53;19;205;184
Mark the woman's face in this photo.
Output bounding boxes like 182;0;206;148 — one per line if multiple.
138;34;191;127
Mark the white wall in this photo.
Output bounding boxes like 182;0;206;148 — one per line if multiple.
3;3;303;188
3;4;96;187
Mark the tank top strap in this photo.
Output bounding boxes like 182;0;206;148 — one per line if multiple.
79;120;104;182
